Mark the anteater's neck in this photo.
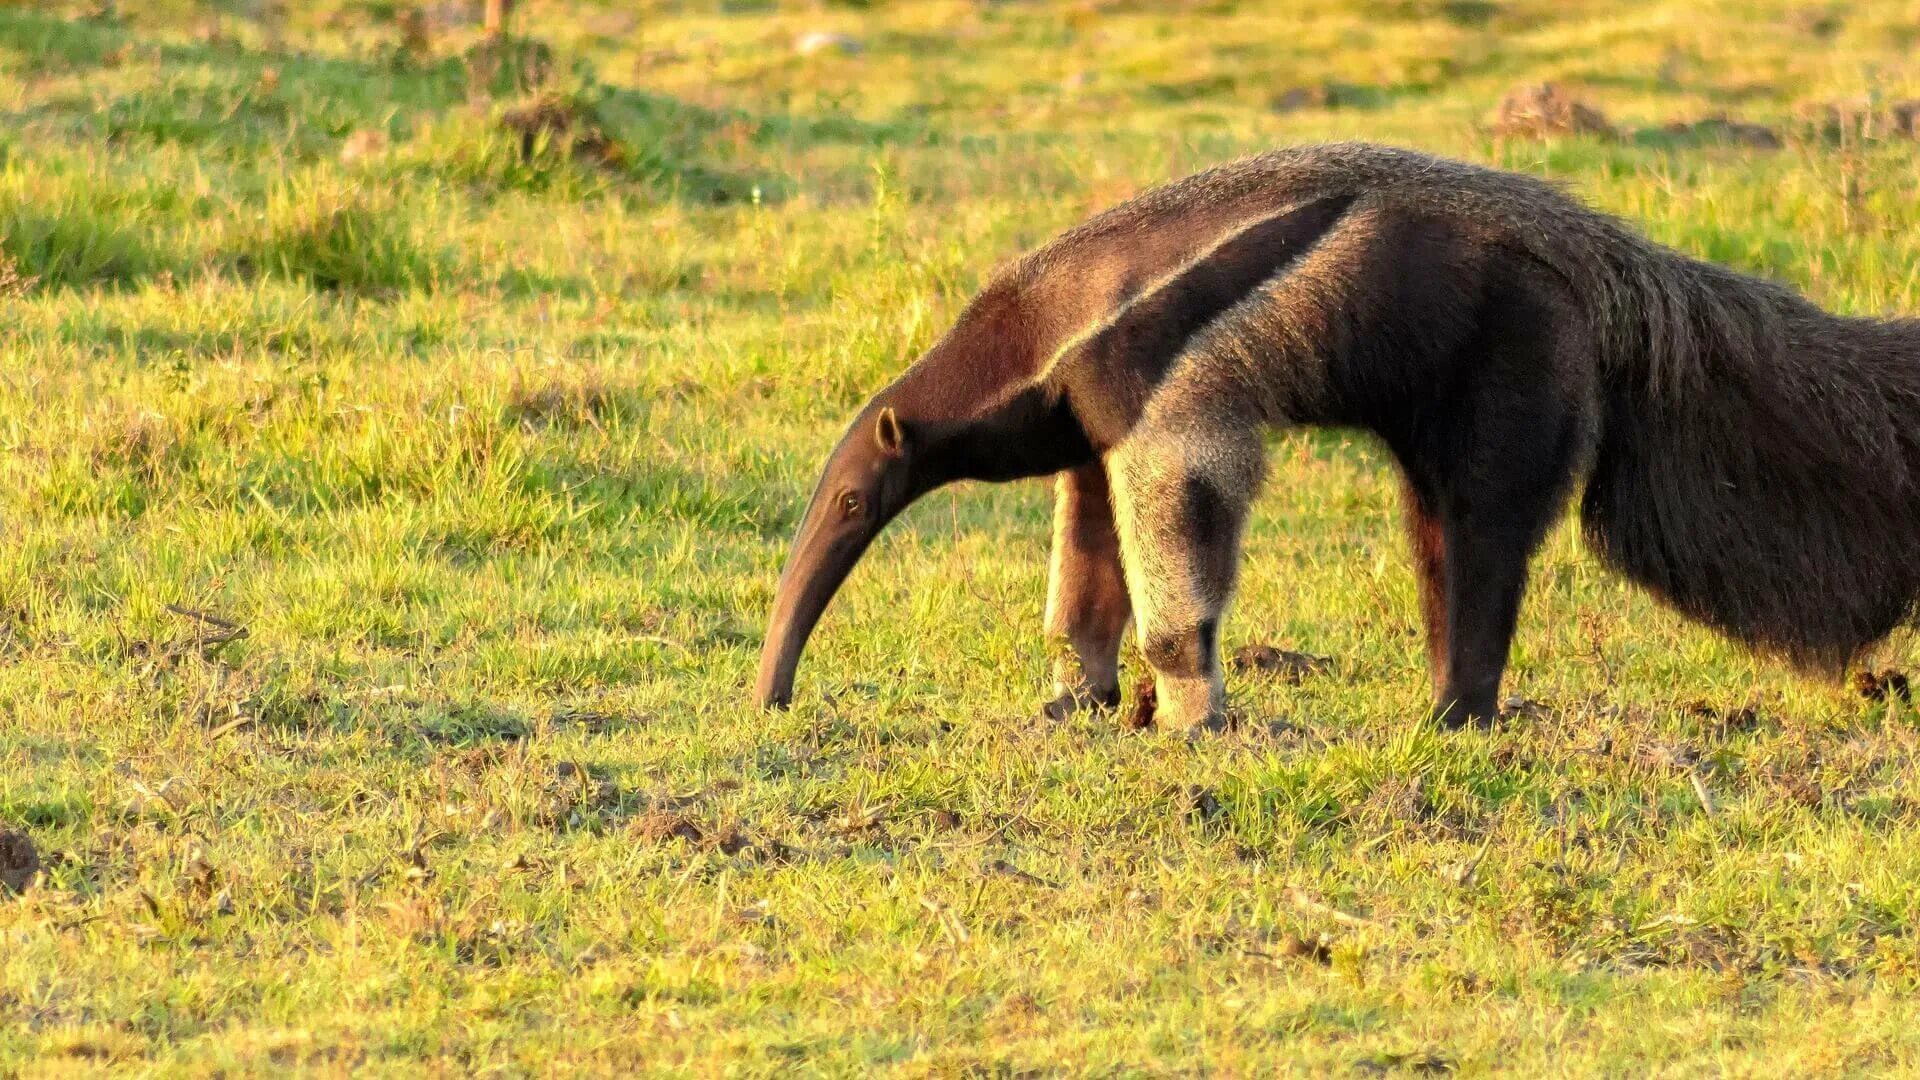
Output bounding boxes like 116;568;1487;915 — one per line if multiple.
879;278;1097;486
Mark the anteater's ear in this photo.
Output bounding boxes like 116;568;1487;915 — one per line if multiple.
874;406;908;459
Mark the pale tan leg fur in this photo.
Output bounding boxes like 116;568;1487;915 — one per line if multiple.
1107;414;1264;734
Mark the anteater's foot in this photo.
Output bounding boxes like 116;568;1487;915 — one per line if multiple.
1181;709;1232;741
1041;683;1121;722
1428;693;1499;730
1152;675;1229;736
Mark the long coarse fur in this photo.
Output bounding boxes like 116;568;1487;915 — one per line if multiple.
1028;144;1920;671
758;142;1920;719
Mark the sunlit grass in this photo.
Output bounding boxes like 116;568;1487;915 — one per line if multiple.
3;0;1920;1072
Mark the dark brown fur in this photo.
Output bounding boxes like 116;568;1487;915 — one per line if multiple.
756;143;1920;725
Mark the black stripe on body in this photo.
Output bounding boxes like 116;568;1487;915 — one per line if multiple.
1058;193;1357;446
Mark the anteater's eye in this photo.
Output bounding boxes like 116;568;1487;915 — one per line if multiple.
839;492;863;518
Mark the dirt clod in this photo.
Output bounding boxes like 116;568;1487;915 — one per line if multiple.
1499;696;1557;722
0;825;39;895
1230;644;1333;683
1660;114;1782;148
1189;786;1225;824
708;824;753;856
1279;932;1334;965
498;94;621;167
634;810;703;845
1491;83;1613;139
1854;669;1911;704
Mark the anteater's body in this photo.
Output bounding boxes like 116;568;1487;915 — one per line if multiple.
757;143;1920;731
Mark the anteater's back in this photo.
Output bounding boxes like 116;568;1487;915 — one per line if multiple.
1079;143;1920;668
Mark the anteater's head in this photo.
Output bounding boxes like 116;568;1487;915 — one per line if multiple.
754;401;928;709
755;276;1095;709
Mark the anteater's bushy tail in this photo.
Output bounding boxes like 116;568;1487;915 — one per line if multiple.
1575;246;1920;671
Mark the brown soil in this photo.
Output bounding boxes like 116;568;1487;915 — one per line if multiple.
634;810;703;845
1230;644;1333;683
1660;114;1782;148
1490;83;1614;139
0;825;40;895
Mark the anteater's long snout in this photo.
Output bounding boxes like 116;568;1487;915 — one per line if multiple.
754;492;880;709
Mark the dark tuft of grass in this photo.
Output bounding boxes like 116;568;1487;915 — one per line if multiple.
0;176;168;291
226;178;449;294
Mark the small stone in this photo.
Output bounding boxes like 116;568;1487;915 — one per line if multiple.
795;31;863;57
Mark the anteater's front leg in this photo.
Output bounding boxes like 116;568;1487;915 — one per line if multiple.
1108;426;1264;734
1042;464;1131;719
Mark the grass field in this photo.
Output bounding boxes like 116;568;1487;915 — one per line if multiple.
5;0;1920;1073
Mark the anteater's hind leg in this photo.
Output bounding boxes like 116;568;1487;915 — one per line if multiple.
1108;424;1265;734
1043;464;1132;719
1401;477;1450;699
1425;393;1583;728
1431;512;1550;727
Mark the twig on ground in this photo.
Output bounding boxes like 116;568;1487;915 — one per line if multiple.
1284;886;1385;929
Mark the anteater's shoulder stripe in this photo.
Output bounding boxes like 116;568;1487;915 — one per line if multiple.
1035;192;1359;388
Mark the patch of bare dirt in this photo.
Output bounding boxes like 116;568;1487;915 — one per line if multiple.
1660;114;1782;148
1491;83;1614;139
2;825;41;895
1230;644;1333;683
633;809;703;845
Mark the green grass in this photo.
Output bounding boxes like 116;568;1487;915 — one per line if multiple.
4;0;1920;1073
